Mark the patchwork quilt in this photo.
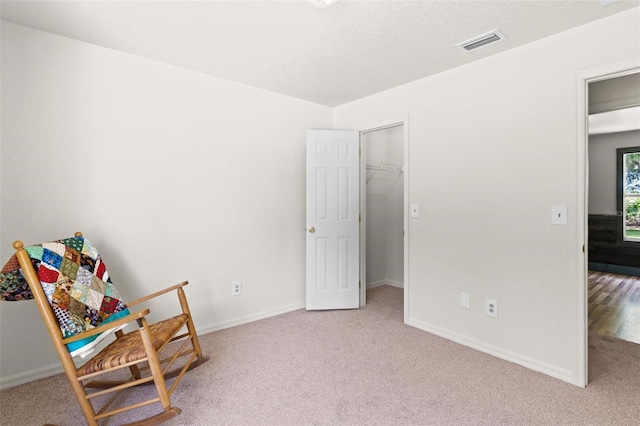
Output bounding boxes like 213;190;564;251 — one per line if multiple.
0;236;130;357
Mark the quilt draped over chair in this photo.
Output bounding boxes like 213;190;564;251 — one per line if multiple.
1;236;130;357
0;233;209;426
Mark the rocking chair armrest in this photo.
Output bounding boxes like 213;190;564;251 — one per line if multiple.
61;308;151;344
125;281;189;307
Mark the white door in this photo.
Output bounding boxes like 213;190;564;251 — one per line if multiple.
306;129;360;310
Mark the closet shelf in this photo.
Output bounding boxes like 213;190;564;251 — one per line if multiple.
366;164;403;172
366;164;403;183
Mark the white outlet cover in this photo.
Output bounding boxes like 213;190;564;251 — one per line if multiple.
485;298;498;318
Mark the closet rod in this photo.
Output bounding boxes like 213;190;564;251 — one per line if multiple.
365;164;403;183
366;164;403;172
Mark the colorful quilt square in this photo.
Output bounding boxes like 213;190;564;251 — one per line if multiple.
52;287;71;310
68;296;87;318
86;288;104;311
70;283;88;305
0;270;31;301
1;255;20;274
53;306;72;330
41;249;63;270
25;246;43;261
81;240;99;261
62;237;83;252
60;258;79;281
100;296;119;315
65;315;87;336
37;264;59;284
95;260;108;281
105;283;123;301
63;247;81;265
42;242;66;257
89;276;106;294
75;267;92;288
42;282;56;303
84;306;100;326
56;275;73;292
79;255;95;272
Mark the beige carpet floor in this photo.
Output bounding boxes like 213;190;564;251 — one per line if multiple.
1;285;640;425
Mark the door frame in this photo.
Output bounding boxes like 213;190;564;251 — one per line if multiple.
575;56;640;388
358;118;409;323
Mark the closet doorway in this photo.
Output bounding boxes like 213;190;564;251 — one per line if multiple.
360;123;406;308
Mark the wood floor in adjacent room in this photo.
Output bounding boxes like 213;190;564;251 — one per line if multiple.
588;270;640;344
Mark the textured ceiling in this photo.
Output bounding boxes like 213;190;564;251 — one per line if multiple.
1;0;639;107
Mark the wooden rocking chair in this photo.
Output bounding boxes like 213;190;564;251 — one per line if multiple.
8;233;209;425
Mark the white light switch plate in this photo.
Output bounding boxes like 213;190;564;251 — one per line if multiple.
551;205;567;225
410;203;419;218
460;292;470;309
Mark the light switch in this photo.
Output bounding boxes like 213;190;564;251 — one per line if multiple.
551;205;568;225
410;203;419;218
460;292;470;309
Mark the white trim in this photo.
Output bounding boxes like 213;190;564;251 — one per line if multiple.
359;134;367;308
358;117;410;323
575;56;640;388
403;117;410;325
406;317;575;384
360;122;405;134
196;300;306;336
0;300;306;390
0;363;64;391
367;279;404;289
588;106;640;135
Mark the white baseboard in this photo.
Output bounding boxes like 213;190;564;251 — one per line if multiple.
405;316;575;385
0;363;64;390
367;279;404;289
0;300;306;390
196;300;306;336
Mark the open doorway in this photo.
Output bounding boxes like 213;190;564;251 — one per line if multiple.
359;123;405;310
587;72;640;344
576;58;639;387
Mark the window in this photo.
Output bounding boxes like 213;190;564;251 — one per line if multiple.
617;147;640;243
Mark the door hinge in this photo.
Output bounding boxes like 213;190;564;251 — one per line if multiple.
359;214;361;223
359;281;361;289
582;244;585;253
359;148;361;157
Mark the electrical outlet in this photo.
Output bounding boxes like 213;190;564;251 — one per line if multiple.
485;298;498;318
460;292;470;309
232;281;242;296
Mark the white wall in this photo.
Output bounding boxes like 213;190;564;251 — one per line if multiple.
335;9;639;385
1;8;639;390
589;130;640;214
365;126;404;287
0;22;332;387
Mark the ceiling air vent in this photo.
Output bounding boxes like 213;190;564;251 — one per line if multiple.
456;30;507;52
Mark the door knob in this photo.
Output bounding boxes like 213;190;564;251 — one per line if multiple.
308;226;315;233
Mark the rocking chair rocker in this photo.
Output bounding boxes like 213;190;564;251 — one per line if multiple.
1;233;209;425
